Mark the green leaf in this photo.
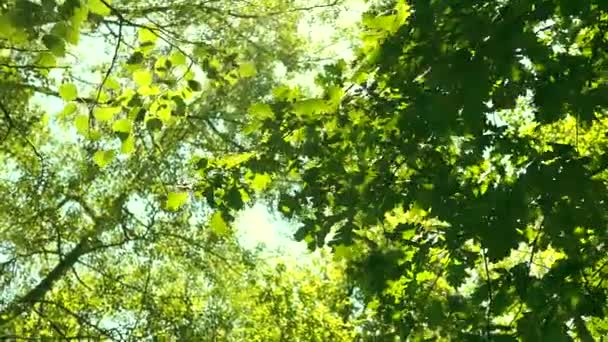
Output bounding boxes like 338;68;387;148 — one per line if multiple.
93;150;114;168
89;0;111;16
112;118;132;133
104;78;121;91
248;103;274;120
59;83;78;101
187;80;202;92
145;118;163;131
169;51;187;66
166;191;188;211
71;5;89;28
138;27;157;43
50;22;67;38
334;245;352;260
60;103;78;118
238;62;257;78
127;51;144;65
74;115;89;135
37;52;57;69
42;34;66;57
415;271;435;283
209;211;229;236
250;173;272;192
121;135;135;154
292;99;330;117
0;15;16;39
133;70;153;87
93;107;121;122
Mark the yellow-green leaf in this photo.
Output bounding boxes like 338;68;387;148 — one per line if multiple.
65;25;80;45
133;70;152;87
93;107;121;121
293;99;330;117
238;62;257;78
71;6;89;28
59;83;78;101
166;192;188;211
37;52;56;68
74;115;89;135
93;150;114;168
169;51;187;66
112;118;132;133
60;103;78;118
138;85;161;96
250;173;271;192
121;135;135;154
248;103;274;120
89;0;111;16
0;15;15;39
104;77;120;91
334;245;352;260
138;27;157;43
209;212;229;236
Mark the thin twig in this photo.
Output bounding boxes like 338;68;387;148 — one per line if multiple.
89;2;123;127
482;247;493;338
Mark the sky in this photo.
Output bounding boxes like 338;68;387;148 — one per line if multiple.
31;0;367;258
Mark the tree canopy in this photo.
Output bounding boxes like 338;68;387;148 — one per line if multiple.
2;0;608;340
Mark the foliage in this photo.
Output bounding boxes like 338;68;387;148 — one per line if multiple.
0;0;356;340
3;0;608;340
226;0;608;340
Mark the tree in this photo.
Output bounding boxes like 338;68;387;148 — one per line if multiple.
0;0;357;339
227;0;608;340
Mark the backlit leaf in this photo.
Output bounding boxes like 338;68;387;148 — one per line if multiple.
59;83;78;101
93;150;114;168
238;62;257;78
89;0;111;16
112;118;132;133
250;173;271;192
138;27;157;43
74;115;88;135
121;135;135;154
169;51;186;66
209;211;229;236
248;103;274;120
133;70;152;87
94;107;121;122
166;192;188;211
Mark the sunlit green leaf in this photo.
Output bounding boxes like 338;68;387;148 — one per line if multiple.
121;134;135;154
138;27;157;43
169;51;187;66
112;118;132;133
36;52;57;70
248;103;274;120
166;191;188;211
93;150;114;168
104;78;121;91
59;83;78;101
133;70;153;87
89;0;111;16
94;107;121;122
238;62;257;78
250;173;271;192
74;115;89;135
209;211;229;236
